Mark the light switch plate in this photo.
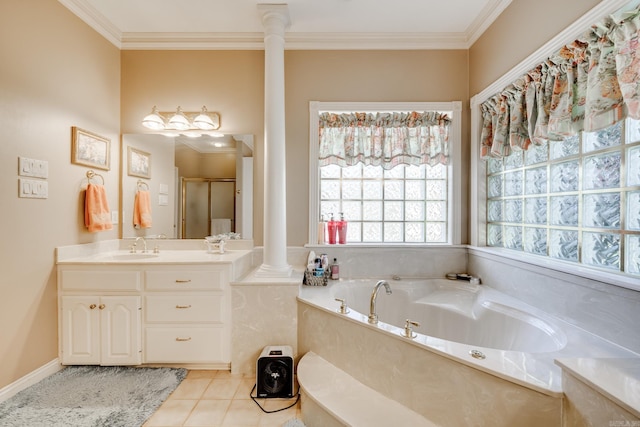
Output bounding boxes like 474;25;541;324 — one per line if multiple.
19;178;48;199
19;157;48;178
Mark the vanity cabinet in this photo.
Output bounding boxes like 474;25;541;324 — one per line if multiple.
58;268;142;366
58;262;232;368
143;266;230;365
60;295;141;365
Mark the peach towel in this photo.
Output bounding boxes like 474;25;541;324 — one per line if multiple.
133;190;152;229
85;183;113;232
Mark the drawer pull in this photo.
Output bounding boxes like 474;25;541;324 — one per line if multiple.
175;304;192;309
175;279;192;283
175;337;192;342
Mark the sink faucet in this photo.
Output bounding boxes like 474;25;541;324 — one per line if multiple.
368;280;392;324
134;236;147;253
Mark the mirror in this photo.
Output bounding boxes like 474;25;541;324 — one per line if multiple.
121;133;253;239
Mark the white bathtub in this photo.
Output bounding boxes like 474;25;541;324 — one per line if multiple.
298;277;638;395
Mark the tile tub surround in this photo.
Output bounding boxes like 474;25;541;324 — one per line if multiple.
297;301;562;427
468;247;640;354
300;279;639;396
556;358;640;425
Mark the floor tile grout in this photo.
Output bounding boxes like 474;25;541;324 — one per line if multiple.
143;370;301;427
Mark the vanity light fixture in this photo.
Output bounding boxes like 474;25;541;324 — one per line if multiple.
168;106;190;130
141;106;221;132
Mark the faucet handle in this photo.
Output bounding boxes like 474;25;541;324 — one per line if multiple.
403;319;420;338
335;298;350;314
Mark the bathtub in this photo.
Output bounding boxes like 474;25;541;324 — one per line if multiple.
297;278;638;397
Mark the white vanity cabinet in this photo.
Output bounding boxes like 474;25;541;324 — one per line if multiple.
143;265;231;366
58;261;234;368
60;295;141;365
58;268;142;366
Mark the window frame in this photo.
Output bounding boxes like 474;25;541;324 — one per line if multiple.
308;101;463;246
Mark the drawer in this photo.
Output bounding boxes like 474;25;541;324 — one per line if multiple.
145;269;227;291
145;327;226;363
145;295;223;323
60;269;141;291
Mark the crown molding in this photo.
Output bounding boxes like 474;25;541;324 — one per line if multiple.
58;0;122;48
465;0;512;47
60;0;510;50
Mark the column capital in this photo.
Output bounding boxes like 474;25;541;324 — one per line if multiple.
257;4;291;35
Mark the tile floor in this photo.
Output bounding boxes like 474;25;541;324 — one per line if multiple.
144;370;301;427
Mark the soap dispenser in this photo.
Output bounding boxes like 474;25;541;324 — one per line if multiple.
337;212;347;244
327;213;337;245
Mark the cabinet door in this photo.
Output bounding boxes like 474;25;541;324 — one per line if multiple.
100;296;142;365
61;296;100;365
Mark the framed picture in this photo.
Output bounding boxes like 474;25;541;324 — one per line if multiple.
71;127;110;170
127;146;151;178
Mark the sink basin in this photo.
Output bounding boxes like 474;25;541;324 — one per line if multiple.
106;253;160;260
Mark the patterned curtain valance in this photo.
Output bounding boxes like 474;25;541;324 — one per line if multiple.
319;111;451;170
480;6;640;159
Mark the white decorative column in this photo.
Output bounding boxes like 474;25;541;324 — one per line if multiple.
256;4;292;277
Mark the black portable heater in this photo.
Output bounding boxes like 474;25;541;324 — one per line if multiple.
256;345;294;398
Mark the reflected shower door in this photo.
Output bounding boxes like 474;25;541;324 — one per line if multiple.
183;180;209;239
181;178;236;238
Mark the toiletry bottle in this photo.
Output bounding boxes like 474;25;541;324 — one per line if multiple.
327;213;337;244
337;212;347;244
330;258;340;280
317;214;326;244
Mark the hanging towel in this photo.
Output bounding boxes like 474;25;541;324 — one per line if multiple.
84;183;113;232
133;190;152;229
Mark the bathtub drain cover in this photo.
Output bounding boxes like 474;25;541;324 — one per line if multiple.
469;349;486;360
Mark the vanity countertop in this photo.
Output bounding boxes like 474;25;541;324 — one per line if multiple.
57;249;251;265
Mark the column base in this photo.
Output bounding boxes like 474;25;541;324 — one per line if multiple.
254;263;293;278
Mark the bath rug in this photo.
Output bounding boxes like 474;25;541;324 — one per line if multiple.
283;419;306;427
0;365;187;427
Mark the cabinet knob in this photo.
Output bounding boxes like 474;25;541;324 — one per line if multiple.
175;304;192;309
98;304;105;310
175;337;192;342
89;304;97;309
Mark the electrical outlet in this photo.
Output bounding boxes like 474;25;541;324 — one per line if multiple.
111;211;119;224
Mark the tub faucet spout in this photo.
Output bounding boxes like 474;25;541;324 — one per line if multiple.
368;280;392;324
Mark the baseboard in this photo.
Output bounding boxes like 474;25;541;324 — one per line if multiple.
0;359;62;403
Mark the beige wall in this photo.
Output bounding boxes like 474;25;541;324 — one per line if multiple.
0;0;120;388
469;0;601;95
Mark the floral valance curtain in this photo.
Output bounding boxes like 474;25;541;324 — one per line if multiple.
319;111;451;170
480;6;640;159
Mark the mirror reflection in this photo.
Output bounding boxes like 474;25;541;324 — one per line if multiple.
121;133;253;239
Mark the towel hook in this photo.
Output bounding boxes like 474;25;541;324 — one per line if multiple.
137;180;149;191
86;170;104;185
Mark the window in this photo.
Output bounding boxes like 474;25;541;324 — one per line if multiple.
309;101;462;245
485;118;640;276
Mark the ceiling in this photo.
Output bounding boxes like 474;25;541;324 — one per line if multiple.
59;0;512;50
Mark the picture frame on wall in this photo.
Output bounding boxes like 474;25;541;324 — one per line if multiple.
127;146;151;178
71;126;110;171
